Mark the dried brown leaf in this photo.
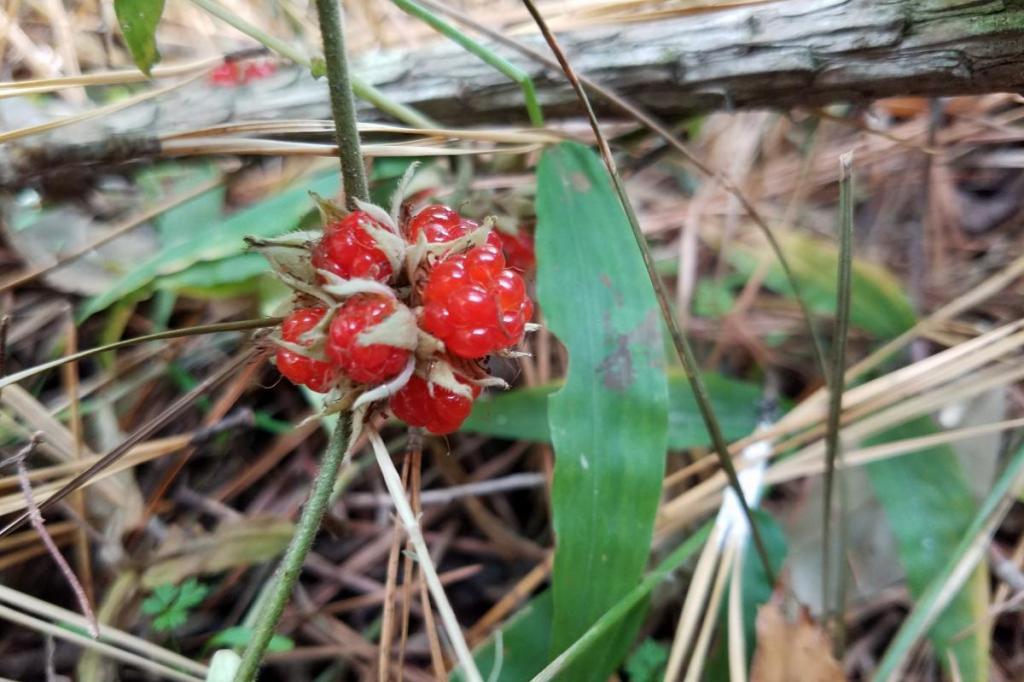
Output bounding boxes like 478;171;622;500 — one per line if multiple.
750;601;846;682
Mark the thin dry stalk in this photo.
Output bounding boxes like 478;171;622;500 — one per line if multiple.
6;434;98;637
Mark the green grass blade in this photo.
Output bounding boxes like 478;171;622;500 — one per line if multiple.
463;371;762;447
871;438;1024;681
535;141;669;680
79;172;338;320
866;417;991;681
391;0;544;127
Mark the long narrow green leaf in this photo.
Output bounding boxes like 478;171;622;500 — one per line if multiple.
114;0;166;75
463;371;761;446
79;172;338;320
866;417;990;680
536;142;668;680
872;438;1024;681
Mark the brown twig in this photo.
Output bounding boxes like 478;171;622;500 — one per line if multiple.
6;433;99;638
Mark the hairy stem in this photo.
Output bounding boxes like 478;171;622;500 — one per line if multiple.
315;0;368;207
233;412;357;681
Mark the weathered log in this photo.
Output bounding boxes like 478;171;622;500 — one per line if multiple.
5;0;1024;184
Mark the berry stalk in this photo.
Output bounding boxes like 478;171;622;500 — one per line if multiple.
235;2;369;679
233;411;357;681
315;0;369;208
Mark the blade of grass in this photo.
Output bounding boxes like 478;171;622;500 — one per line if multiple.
822;152;854;645
391;0;544;127
520;0;774;580
531;523;711;682
0;318;280;392
368;431;482;682
535;141;669;680
872;439;1024;681
0;348;259;537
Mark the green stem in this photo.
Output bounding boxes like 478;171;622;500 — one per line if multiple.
315;0;369;207
392;0;544;127
822;152;854;650
233;412;356;681
188;0;312;70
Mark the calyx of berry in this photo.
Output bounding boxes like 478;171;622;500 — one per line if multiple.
405;216;496;274
246;231;321;283
426;359;476;400
355;301;418;351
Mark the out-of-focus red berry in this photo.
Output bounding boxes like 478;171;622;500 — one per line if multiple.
389;373;480;434
312;211;393;282
421;246;533;358
276;307;337;392
498;229;536;275
406;204;502;250
327;294;410;383
242;60;276;82
209;62;242;87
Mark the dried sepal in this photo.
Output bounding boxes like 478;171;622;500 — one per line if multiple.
389;161;421;225
352;356;416;409
356;302;418;350
310;192;348;226
426;359;475;400
352;198;399;234
319;272;397;300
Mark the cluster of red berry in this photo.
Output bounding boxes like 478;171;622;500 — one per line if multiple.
209;59;277;87
270;200;534;434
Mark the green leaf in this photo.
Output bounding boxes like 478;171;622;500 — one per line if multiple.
873;441;1024;681
137;163;225;248
727;232;916;339
625;639;668;682
79;172;338;320
141;579;209;632
865;417;989;680
456;590;554;682
463;370;761;448
207;626;294;654
114;0;165;76
536;142;669;680
154;253;268;297
175;578;209;610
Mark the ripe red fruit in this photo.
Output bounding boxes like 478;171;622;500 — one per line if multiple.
312;211;393;282
497;229;536;274
327;294;410;383
276;307;337;393
421;245;533;358
209;62;242;87
242;60;276;82
389;374;480;434
407;204;501;249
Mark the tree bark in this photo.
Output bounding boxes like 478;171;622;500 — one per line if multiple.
6;0;1024;183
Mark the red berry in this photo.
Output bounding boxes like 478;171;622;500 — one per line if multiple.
312;211;393;282
209;62;242;87
498;229;536;274
242;60;276;82
327;294;410;383
276;307;337;392
390;374;480;434
407;204;501;249
421;246;533;358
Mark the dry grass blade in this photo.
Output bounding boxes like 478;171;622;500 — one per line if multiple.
0;584;206;677
0;348;260;537
0;56;221;97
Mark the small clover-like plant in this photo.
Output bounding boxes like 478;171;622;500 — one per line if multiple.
142;578;209;632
